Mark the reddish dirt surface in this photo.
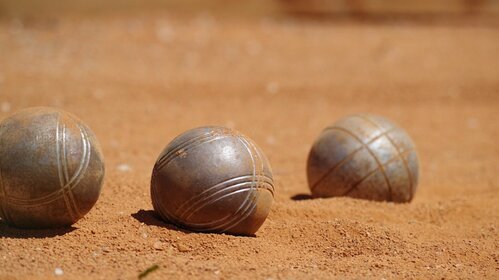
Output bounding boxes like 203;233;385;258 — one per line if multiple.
0;6;498;280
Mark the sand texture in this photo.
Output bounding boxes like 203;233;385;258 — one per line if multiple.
0;8;498;279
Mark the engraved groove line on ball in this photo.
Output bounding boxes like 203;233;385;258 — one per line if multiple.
4;121;91;209
222;136;263;232
155;132;229;172
311;127;397;192
155;136;211;171
182;178;273;221
309;145;363;192
258;148;275;199
61;121;78;219
151;132;236;230
155;128;231;169
253;141;274;196
63;124;91;198
63;119;83;219
325;126;395;201
197;135;259;232
343;148;415;196
155;131;216;167
153;132;271;233
181;185;273;228
66;122;92;218
182;181;274;227
187;135;259;232
56;117;77;221
176;174;274;219
152;134;233;226
356;115;415;198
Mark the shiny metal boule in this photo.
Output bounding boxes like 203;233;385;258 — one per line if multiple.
307;114;419;202
0;107;105;228
151;126;274;236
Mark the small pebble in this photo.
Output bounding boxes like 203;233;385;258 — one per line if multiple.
116;164;132;172
177;243;191;252
153;241;163;251
54;267;63;276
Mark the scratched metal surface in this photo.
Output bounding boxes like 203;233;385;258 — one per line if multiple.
0;107;105;228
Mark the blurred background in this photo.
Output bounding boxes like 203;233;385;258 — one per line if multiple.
2;0;499;16
1;1;498;279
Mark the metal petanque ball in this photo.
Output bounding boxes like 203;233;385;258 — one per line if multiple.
307;114;419;203
0;107;105;228
151;126;275;236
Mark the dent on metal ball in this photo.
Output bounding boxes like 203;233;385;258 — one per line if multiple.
307;114;419;203
151;126;274;236
0;107;105;228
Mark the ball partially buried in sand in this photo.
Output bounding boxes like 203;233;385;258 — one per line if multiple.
0;107;105;228
151;126;274;236
307;114;419;202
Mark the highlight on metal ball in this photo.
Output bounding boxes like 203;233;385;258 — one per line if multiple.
0;107;105;228
150;126;275;236
307;114;419;203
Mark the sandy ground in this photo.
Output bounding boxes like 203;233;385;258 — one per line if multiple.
0;7;498;280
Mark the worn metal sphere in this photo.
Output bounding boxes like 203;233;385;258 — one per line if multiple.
151;126;274;236
307;114;419;202
0;107;105;228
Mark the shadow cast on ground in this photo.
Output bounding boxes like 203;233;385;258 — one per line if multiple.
0;220;76;238
131;209;192;234
131;209;258;237
291;193;314;201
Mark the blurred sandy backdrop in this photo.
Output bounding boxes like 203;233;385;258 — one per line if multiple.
0;0;498;279
2;0;499;16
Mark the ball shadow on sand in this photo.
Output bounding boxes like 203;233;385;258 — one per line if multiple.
0;220;76;238
131;209;257;237
131;209;192;234
291;193;313;201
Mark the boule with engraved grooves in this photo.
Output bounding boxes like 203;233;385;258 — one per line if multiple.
151;126;274;236
0;107;105;228
307;114;419;202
